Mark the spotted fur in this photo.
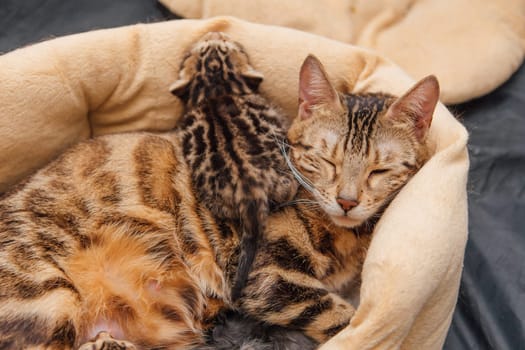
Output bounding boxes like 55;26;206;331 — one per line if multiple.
171;32;297;300
0;52;439;349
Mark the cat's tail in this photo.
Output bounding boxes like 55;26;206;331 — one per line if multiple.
231;199;268;301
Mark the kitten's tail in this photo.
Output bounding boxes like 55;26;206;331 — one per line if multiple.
231;199;267;301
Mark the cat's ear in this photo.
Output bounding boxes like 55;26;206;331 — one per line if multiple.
386;75;440;141
169;78;190;98
241;67;264;91
298;55;342;120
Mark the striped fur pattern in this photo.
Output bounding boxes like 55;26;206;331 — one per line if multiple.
233;56;439;345
171;32;297;300
0;133;231;349
0;53;439;349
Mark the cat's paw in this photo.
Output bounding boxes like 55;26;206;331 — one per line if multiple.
272;174;300;204
78;331;136;350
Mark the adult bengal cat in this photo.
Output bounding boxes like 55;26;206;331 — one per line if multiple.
0;34;439;349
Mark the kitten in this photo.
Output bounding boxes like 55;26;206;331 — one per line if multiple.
0;52;438;349
170;32;297;301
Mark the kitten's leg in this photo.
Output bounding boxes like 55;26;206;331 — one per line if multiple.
78;331;136;350
240;268;354;343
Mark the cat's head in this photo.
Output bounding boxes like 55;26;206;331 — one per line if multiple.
287;55;439;228
170;32;264;104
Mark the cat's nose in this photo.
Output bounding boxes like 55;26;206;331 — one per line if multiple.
336;197;359;212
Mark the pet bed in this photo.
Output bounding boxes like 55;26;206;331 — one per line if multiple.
0;15;467;350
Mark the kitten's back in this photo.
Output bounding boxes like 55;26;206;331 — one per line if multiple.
170;32;297;300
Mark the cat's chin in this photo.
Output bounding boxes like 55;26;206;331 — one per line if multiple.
329;215;363;229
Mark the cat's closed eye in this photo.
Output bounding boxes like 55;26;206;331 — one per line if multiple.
301;163;319;174
320;157;336;171
368;168;390;177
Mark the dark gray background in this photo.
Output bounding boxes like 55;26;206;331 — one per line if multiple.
1;0;523;348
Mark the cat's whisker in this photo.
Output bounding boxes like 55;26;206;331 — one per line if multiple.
285;199;318;204
299;202;319;209
292;201;320;208
292;170;317;195
276;139;319;197
274;198;321;210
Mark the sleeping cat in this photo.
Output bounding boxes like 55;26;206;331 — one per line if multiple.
200;56;439;349
0;46;439;350
170;32;297;301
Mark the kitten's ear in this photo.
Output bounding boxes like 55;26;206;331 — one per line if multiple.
169;78;190;98
298;55;342;120
241;67;264;91
386;75;440;141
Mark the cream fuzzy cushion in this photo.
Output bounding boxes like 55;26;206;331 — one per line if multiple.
0;17;468;350
160;0;525;104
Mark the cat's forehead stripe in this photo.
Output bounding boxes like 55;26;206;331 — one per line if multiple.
342;93;393;154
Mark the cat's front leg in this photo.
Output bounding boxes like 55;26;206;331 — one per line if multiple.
240;268;354;343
